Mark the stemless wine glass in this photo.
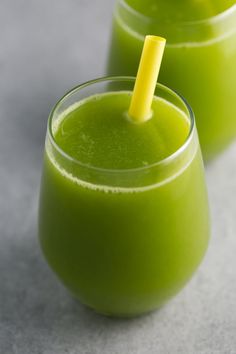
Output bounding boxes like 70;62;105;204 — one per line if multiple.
107;1;236;160
38;77;210;317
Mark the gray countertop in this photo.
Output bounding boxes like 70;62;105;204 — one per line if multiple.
0;1;236;353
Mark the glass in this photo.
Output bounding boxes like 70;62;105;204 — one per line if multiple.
107;1;236;160
38;77;210;317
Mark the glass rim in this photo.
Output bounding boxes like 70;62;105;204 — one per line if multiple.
47;76;195;175
118;0;236;27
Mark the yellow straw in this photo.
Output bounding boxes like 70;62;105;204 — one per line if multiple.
128;35;166;123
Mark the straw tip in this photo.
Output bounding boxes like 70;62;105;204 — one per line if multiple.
145;35;166;45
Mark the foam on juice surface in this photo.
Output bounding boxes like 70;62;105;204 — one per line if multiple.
46;91;195;193
52;91;190;170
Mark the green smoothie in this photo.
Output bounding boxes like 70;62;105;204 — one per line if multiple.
107;0;236;160
39;80;210;316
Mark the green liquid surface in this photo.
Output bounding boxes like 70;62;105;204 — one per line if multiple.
54;92;189;170
125;0;235;21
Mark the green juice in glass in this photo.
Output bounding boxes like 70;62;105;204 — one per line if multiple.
107;0;236;160
39;78;210;317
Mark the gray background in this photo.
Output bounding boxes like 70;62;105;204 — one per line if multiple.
0;1;236;353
